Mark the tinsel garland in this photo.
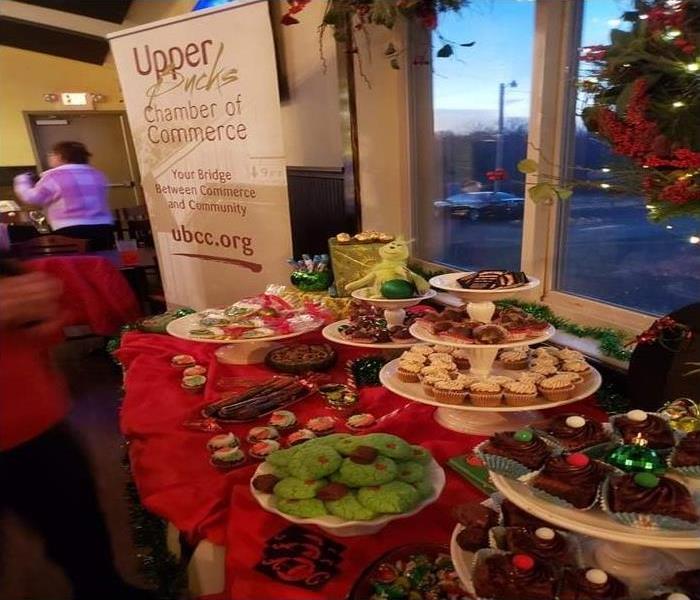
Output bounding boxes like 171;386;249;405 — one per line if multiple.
121;447;187;599
496;299;633;361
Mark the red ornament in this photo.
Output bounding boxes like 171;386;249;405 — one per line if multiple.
512;554;535;572
566;453;590;468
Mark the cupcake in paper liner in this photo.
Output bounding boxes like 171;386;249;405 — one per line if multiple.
474;429;553;480
470;548;558;600
610;409;676;453
520;452;609;511
601;472;700;531
488;525;584;568
668;431;700;479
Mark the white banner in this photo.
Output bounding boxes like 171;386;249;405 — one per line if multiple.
109;0;292;309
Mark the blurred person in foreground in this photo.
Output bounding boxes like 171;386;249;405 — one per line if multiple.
13;141;115;250
0;261;153;599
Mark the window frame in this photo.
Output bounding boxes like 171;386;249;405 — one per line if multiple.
406;0;656;355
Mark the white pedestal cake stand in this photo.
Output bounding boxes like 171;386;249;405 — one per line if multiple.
477;473;700;595
166;312;315;365
380;358;601;435
350;287;437;328
321;320;420;353
429;272;540;323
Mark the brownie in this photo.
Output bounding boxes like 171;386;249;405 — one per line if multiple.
613;411;675;450
607;473;699;524
500;498;551;530
502;526;577;566
452;501;498;552
531;453;608;508
665;569;700;600
544;413;611;452
472;552;557;600
672;431;700;468
481;430;551;470
558;568;628;600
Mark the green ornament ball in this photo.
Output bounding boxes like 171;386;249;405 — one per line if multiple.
606;444;666;475
514;429;533;442
380;279;416;299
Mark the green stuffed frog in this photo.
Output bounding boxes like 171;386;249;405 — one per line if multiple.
345;238;430;299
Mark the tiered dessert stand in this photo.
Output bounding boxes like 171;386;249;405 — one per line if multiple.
166;312;317;365
450;473;700;597
322;288;437;353
379;272;602;435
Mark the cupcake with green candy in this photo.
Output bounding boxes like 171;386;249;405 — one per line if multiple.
475;429;552;479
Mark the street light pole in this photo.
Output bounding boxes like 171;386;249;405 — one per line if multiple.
494;80;517;193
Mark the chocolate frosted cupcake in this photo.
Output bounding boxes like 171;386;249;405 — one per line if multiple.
612;410;675;451
543;414;611;452
453;501;499;552
605;472;699;528
499;498;551;530
531;453;609;509
494;526;579;567
472;551;557;600
559;568;628;600
670;431;700;477
665;569;700;600
476;429;551;478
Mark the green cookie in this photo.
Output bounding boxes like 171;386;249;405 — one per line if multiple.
407;445;432;465
310;433;352;450
288;445;342;480
412;478;434;500
396;461;426;483
276;497;327;518
357;481;420;514
266;446;299;468
268;465;291;478
273;477;327;500
336;435;365;456
363;434;412;460
325;492;377;521
336;456;397;487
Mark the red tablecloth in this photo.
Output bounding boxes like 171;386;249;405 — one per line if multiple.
28;255;140;335
118;331;605;600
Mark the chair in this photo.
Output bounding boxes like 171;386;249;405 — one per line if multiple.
12;234;88;258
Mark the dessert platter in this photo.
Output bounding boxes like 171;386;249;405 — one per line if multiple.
379;340;602;434
167;293;326;364
249;432;446;536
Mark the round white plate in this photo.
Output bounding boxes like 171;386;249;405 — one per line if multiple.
429;272;540;298
322;320;421;349
409;322;555;350
379;358;601;413
449;525;476;596
491;473;700;549
351;287;437;308
166;312;320;344
250;458;446;537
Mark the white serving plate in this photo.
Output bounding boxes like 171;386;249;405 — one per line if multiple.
249;458;446;537
449;524;476;596
429;272;540;300
322;319;421;349
351;287;437;308
409;322;556;350
379;358;601;413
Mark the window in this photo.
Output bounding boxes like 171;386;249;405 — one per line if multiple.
555;0;700;316
413;0;535;272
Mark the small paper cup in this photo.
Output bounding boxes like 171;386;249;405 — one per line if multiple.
474;440;533;480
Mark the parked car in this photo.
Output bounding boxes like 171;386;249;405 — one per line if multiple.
435;191;524;221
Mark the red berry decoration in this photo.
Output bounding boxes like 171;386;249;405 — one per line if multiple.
373;563;397;584
566;453;590;468
512;554;535;572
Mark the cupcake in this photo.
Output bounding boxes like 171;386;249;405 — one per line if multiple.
558;568;628;600
529;356;559;369
542;413;611;452
183;365;207;377
532;346;560;359
428;352;453;363
346;413;376;431
551;372;584;388
410;345;434;356
494;526;580;567
452;501;499;551
286;429;316;446
530;453;609;509
210;446;245;470
558;348;586;362
476;429;551;477
487;375;515;385
530;363;559;377
400;351;427;365
670;431;700;477
249;439;280;460
247;426;279;443
433;379;467;405
419;365;452;378
206;432;239;452
517;371;546;385
604;472;699;528
503;380;538;407
454;373;481;388
468;380;502;407
396;360;423;383
472;551;557;600
451;349;472;370
499;350;529;370
181;375;206;394
612;410;675;451
538;376;575;402
664;570;700;600
268;410;297;430
306;416;336;435
421;372;451;397
560;360;591;379
171;354;196;369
